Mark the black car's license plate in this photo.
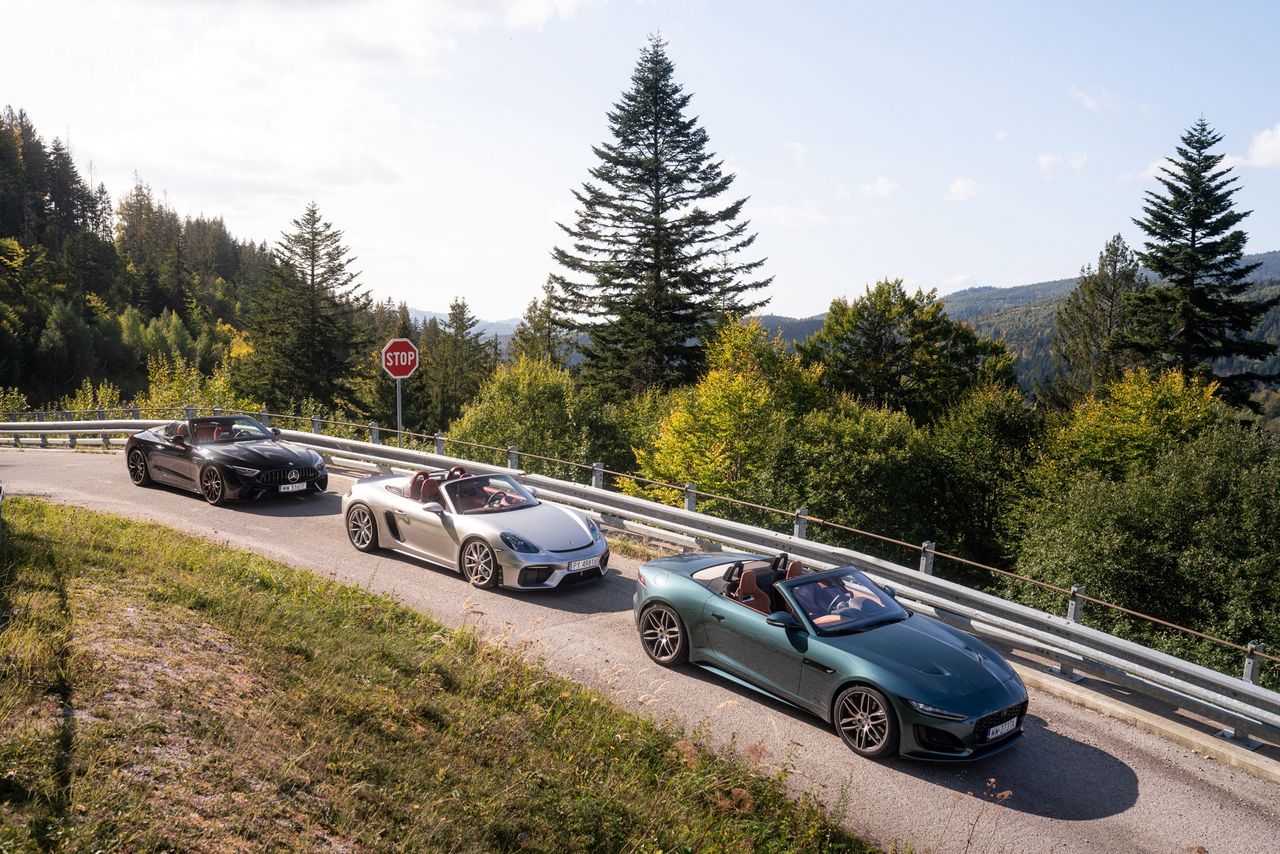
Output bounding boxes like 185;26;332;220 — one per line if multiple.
279;483;307;493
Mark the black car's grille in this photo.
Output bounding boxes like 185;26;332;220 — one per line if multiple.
258;466;319;485
974;700;1028;744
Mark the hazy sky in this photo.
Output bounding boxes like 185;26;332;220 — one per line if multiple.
7;0;1280;320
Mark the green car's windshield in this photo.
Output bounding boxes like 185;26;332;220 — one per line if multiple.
787;569;908;635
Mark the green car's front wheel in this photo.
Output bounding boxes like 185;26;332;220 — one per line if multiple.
834;685;899;758
639;603;689;666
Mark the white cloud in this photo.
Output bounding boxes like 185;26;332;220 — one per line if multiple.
993;129;1009;142
782;141;809;167
1116;157;1167;184
945;177;982;202
1225;123;1280;169
750;201;860;230
1038;151;1088;175
859;176;899;200
1069;85;1118;113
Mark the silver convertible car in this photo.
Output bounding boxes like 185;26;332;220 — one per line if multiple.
341;466;610;590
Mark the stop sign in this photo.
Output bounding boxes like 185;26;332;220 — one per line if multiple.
381;338;419;379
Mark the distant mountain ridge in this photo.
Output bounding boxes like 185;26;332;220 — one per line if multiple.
407;308;521;338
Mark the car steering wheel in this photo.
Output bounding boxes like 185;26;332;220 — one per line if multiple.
484;491;505;507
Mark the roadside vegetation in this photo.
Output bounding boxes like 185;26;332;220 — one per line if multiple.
0;497;868;853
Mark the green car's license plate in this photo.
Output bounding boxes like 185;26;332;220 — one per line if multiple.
987;718;1018;740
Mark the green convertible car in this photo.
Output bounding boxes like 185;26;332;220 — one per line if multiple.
633;552;1028;760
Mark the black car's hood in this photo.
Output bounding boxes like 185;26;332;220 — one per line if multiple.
196;440;315;469
820;613;1017;700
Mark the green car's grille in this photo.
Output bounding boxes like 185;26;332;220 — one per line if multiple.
973;700;1028;744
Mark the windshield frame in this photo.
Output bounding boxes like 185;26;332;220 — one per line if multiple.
187;415;274;445
779;567;909;636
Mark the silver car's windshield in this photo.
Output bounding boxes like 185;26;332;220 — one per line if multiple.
787;569;908;634
444;475;537;514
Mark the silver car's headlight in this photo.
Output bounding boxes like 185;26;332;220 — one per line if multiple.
585;517;603;542
230;465;260;477
500;533;539;553
906;699;968;721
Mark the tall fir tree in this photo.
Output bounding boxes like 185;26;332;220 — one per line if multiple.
1117;118;1277;403
232;202;371;410
510;278;573;366
551;35;770;397
420;298;498;430
1044;234;1144;405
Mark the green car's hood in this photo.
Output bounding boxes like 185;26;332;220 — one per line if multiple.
819;613;1018;701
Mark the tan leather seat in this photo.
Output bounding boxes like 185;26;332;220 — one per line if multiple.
736;569;772;615
785;559;805;580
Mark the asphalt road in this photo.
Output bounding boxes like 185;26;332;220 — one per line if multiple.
3;448;1278;853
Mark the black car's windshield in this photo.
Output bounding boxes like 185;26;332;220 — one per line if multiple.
787;569;908;634
189;416;272;444
444;475;537;514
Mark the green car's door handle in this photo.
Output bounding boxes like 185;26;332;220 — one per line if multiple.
711;612;726;621
802;658;835;674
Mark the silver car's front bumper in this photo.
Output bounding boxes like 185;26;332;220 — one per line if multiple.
496;543;611;590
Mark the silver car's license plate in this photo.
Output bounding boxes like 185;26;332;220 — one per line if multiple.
987;718;1018;740
279;483;307;493
568;558;598;571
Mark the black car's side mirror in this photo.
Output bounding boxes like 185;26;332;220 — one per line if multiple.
271;427;281;437
766;611;802;630
423;501;444;514
172;435;186;447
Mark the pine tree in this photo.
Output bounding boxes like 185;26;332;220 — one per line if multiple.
1044;234;1144;404
232;202;371;410
510;278;573;366
551;35;770;397
420;298;497;430
1118;119;1278;402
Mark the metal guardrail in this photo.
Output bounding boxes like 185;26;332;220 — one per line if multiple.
1;415;1277;750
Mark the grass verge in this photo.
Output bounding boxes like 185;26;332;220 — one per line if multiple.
0;497;871;852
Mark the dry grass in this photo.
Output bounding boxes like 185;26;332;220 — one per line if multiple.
0;497;871;853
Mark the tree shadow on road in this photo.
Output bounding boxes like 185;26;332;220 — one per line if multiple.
893;714;1139;821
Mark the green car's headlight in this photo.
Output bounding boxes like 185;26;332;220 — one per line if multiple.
500;533;539;553
906;699;967;721
230;465;260;478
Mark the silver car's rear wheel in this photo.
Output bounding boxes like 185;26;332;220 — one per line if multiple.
127;448;152;486
200;465;226;506
639;603;688;666
834;685;899;758
461;539;499;589
346;503;379;552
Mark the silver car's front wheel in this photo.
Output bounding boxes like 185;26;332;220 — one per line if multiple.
834;685;899;759
639;603;688;666
346;504;379;552
461;540;499;589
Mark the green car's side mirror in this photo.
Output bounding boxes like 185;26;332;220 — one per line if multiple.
766;611;802;629
882;585;898;599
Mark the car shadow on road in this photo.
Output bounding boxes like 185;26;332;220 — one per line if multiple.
490;568;636;615
892;714;1139;821
242;490;344;518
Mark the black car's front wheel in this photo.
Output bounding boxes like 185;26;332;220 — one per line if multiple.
199;465;227;506
127;448;152;486
345;503;379;552
460;539;500;589
639;603;689;666
834;685;899;759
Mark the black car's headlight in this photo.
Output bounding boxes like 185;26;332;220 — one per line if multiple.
500;533;539;553
230;465;260;478
308;450;325;468
906;699;968;721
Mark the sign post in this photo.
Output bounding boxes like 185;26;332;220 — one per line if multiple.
380;338;419;447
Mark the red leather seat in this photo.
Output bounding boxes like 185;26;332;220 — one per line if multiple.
408;471;431;501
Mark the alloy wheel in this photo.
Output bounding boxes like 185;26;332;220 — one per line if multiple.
837;688;892;755
127;449;150;485
200;467;224;505
347;506;375;550
462;541;498;588
639;604;688;665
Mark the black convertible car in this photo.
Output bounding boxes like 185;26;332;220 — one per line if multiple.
126;415;328;505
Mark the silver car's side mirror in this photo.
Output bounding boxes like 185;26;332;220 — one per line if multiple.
766;611;802;630
423;501;444;514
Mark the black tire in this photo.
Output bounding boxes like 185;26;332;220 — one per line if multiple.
199;465;227;506
639;603;689;666
345;503;379;552
833;685;899;759
127;448;152;486
460;539;500;589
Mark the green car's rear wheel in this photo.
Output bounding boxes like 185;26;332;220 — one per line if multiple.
834;685;899;758
639;603;689;665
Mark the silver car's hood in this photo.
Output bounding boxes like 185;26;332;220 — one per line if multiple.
496;502;595;550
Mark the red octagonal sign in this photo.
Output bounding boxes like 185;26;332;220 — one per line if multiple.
381;337;419;379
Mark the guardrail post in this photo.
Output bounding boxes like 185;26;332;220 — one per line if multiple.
260;409;270;427
369;421;379;444
131;406;139;419
1244;641;1264;684
1050;585;1087;682
63;413;75;449
184;406;194;419
684;483;697;513
592;462;604;490
508;445;519;470
38;411;47;448
311;414;321;434
434;433;445;454
794;507;807;539
98;407;109;447
919;541;936;575
213;406;221;417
